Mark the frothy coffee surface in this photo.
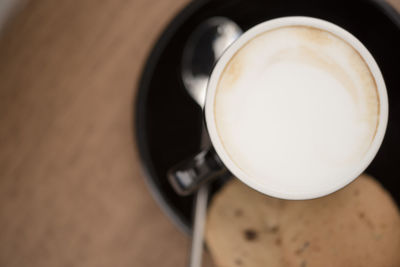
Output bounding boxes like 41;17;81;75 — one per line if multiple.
215;26;379;193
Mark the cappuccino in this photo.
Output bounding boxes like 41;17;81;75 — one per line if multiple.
214;26;379;194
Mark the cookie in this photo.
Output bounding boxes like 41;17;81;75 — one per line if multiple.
205;174;400;267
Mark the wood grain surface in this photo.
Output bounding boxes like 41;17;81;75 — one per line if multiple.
0;1;398;267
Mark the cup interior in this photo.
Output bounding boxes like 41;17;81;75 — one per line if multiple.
205;16;388;200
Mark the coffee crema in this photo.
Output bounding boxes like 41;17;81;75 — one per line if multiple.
214;26;379;193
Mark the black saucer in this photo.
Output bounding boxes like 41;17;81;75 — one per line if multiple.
135;0;400;235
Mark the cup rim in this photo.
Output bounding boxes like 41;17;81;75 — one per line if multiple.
205;16;389;200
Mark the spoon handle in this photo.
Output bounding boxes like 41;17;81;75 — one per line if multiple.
189;118;211;267
189;184;209;267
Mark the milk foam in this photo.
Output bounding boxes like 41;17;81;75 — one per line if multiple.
215;26;379;192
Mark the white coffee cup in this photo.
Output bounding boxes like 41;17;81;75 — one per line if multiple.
169;16;388;200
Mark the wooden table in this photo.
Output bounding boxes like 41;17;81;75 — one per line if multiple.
0;1;398;266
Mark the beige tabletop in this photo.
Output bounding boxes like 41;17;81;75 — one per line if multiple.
0;1;399;267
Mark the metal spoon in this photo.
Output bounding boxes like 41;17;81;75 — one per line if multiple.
181;17;242;267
